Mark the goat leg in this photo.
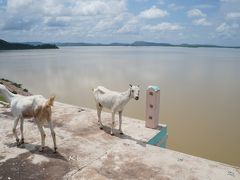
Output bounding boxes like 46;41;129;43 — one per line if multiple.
111;112;115;135
97;103;103;129
48;120;57;153
119;111;124;135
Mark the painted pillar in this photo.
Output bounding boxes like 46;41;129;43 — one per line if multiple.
145;85;160;129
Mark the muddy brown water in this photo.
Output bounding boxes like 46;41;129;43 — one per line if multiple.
0;46;240;166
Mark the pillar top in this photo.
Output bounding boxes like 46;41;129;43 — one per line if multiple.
147;85;160;92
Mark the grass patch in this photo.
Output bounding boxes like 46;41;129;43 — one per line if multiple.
0;95;6;102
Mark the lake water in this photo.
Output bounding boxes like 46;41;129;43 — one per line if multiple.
0;46;240;166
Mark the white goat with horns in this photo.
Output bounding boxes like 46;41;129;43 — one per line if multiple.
93;84;140;135
0;84;57;153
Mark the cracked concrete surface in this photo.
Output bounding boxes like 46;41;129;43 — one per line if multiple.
0;103;239;180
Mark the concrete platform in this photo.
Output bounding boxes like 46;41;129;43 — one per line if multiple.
0;103;239;180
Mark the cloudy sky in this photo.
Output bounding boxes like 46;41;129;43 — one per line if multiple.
0;0;240;45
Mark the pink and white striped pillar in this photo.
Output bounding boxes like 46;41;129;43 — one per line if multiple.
145;86;160;129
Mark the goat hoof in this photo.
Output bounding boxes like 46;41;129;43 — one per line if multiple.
110;133;114;136
16;138;21;146
20;138;24;144
53;147;57;153
39;147;44;152
120;132;124;135
99;126;103;130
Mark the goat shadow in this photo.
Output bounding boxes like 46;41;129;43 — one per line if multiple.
4;142;67;162
1;111;35;123
1;111;12;118
100;125;146;147
1;111;66;160
1;111;32;123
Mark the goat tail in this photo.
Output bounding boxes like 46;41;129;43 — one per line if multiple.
36;96;55;121
45;95;55;107
42;95;55;111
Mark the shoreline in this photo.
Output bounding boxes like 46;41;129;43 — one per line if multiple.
0;78;32;98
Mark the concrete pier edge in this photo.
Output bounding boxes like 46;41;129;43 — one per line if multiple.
0;102;239;179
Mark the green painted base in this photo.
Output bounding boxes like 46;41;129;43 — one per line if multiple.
147;126;168;148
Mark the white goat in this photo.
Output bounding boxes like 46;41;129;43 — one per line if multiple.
0;84;57;152
93;84;140;135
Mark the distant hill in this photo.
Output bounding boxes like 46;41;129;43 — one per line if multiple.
0;39;58;50
131;41;174;46
22;42;43;46
1;39;239;49
56;42;102;46
56;41;240;49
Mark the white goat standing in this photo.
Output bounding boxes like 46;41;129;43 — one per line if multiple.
93;84;140;135
0;84;57;152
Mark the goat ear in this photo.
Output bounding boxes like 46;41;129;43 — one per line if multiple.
129;84;132;87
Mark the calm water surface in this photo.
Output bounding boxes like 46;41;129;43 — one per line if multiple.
0;46;240;166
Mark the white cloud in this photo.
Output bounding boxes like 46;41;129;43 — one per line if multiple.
72;0;126;16
0;0;127;32
168;3;184;11
0;0;239;44
216;23;229;32
117;17;140;33
0;0;131;42
92;19;115;31
217;23;239;32
220;0;238;2
194;4;215;9
44;16;71;27
139;6;168;19
187;9;206;17
158;0;165;5
216;22;240;37
193;18;211;26
142;22;183;31
226;12;240;19
92;14;125;32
